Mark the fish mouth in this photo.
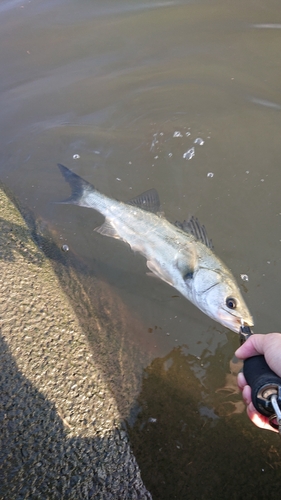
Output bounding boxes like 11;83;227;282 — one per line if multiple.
218;310;254;333
240;318;254;330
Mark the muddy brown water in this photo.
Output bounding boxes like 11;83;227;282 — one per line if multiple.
1;0;281;498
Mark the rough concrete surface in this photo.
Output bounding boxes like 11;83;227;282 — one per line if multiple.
0;186;152;499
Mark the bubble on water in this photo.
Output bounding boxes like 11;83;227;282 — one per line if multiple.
116;177;121;181
240;274;249;281
246;170;250;174
168;153;173;157
185;132;191;137
148;417;157;423
173;131;183;138
61;244;69;252
194;137;204;145
73;154;80;159
207;172;214;178
183;147;195;160
154;156;158;159
261;179;265;182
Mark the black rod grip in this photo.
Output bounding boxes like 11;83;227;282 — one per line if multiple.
243;355;281;417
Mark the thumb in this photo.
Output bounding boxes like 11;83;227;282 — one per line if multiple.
235;333;281;378
235;334;266;360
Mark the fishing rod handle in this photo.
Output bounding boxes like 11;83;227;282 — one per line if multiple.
243;355;281;417
239;326;281;417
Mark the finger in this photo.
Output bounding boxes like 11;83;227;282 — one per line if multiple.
247;402;278;433
237;371;247;391
242;384;252;405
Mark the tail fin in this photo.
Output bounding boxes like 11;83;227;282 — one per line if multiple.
57;164;96;205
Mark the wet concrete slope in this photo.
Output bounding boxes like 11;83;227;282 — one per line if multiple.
0;186;151;499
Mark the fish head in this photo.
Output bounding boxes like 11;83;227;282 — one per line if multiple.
192;268;254;333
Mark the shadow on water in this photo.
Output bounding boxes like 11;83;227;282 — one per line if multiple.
128;347;281;500
0;180;72;269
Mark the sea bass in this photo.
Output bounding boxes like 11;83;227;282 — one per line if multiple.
57;164;253;333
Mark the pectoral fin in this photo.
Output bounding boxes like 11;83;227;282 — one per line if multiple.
173;244;197;281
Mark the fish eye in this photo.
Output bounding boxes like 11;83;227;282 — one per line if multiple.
226;297;237;309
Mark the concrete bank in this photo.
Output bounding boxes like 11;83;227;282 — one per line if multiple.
0;186;151;499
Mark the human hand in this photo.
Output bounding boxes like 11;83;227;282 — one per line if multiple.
235;333;281;432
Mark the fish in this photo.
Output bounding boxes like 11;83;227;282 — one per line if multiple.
57;164;253;333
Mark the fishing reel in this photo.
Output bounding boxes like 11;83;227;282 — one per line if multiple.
239;325;281;433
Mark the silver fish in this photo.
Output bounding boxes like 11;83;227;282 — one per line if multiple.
57;164;253;333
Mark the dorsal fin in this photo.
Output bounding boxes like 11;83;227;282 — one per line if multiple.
175;216;213;249
127;189;160;213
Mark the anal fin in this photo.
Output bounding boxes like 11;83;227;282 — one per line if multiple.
95;219;120;239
